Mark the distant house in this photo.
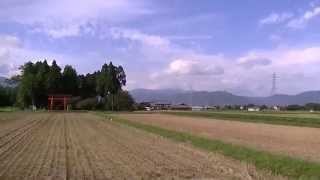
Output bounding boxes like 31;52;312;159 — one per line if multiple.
192;106;205;111
248;107;260;112
273;106;280;111
145;106;152;111
138;102;152;111
171;104;191;110
204;106;217;110
140;102;152;107
151;101;172;110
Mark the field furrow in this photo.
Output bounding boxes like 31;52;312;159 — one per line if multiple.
0;114;51;179
8;115;55;179
0;112;284;179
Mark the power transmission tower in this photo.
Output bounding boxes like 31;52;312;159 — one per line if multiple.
271;73;278;96
189;84;193;107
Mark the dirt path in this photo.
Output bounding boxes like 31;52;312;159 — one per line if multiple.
0;113;283;179
117;113;320;162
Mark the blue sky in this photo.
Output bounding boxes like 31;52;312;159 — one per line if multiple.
1;0;320;96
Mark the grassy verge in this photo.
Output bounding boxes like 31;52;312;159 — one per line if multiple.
164;111;320;128
96;113;320;179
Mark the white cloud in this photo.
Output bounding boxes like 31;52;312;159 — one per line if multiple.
0;35;21;48
108;27;191;63
259;12;293;25
0;34;92;77
165;59;224;76
107;26;320;95
110;28;170;48
112;29;229;91
287;6;320;28
260;4;320;29
32;24;82;39
237;56;272;69
141;44;320;96
277;47;320;65
0;35;22;76
0;0;152;38
304;7;320;19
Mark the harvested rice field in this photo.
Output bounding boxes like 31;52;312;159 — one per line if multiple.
0;112;282;180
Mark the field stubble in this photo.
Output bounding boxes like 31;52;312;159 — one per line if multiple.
117;113;320;162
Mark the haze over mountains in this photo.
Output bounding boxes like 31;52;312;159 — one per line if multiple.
0;77;17;88
130;89;320;106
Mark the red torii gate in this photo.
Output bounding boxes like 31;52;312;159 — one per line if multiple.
48;95;72;111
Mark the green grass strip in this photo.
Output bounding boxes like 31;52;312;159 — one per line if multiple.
165;111;320;128
96;113;320;179
0;107;19;112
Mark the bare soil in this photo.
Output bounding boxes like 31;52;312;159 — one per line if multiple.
117;113;320;162
0;112;282;179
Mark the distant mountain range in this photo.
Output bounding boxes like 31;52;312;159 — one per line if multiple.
130;88;320;106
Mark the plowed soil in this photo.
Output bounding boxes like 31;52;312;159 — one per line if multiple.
0;112;283;179
117;113;320;162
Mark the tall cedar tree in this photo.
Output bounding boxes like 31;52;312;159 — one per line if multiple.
47;60;62;94
34;60;50;108
97;62;126;111
62;65;79;95
17;62;37;108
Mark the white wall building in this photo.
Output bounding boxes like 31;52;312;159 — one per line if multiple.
192;106;204;111
248;107;260;112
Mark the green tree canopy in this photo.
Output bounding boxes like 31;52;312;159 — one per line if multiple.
97;62;127;110
16;60;132;110
78;72;98;98
62;65;79;95
47;60;62;94
17;61;38;107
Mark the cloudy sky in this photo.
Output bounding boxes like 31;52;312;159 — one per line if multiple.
1;0;320;96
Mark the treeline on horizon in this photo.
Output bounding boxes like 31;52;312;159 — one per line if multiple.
201;103;320;111
0;60;135;111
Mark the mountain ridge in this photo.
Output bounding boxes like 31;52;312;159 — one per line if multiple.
130;89;320;106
